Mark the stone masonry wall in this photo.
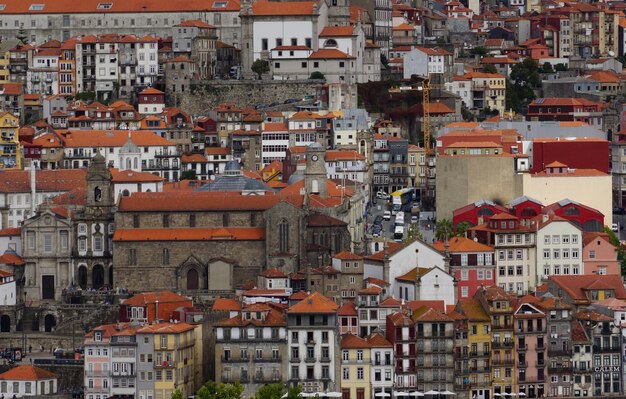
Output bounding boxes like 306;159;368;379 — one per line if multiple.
181;80;322;114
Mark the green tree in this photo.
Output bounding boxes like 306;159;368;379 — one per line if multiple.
181;170;197;180
286;386;303;399
555;63;568;72
470;46;488;57
196;381;244;399
171;390;184;399
404;223;424;243
251;59;269;80
435;219;454;242
510;57;541;88
256;384;284;399
604;226;626;274
455;221;473;237
540;62;553;73
310;71;326;80
75;91;96;102
482;64;498;74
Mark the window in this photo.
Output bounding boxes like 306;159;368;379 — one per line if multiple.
162;248;169;265
279;220;289;253
43;233;53;252
589;250;596;259
129;249;137;265
97;2;113;8
461;286;468;297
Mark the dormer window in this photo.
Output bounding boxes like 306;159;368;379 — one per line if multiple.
29;4;45;10
97;2;113;9
94;331;102;341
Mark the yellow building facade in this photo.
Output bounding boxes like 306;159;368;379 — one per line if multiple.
0;112;20;169
340;334;372;399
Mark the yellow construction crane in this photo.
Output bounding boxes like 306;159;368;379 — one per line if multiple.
419;76;431;202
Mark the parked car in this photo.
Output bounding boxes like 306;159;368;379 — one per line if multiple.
374;215;383;225
411;215;418;224
383;211;391;220
376;191;389;199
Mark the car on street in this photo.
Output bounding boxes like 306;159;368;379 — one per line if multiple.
612;223;619;232
411;215;418;224
376;191;389;200
383;211;391;220
374;215;383;225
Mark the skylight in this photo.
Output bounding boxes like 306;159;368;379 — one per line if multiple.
29;4;45;11
97;2;113;9
0;5;6;11
212;1;227;8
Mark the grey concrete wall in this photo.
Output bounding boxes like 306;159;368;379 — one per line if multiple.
181;80;321;114
435;155;524;221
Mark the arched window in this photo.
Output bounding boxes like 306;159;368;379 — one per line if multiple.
564;206;580;216
279;220;289;253
94;186;102;202
324;39;338;48
126;158;132;169
163;248;169;265
122;189;130;197
520;207;537;217
311;179;319;193
133;157;138;170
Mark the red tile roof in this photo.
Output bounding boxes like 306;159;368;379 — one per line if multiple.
549;275;626;302
110;169;165;183
212;297;242;312
176;19;215;28
252;1;317;15
122;291;191;306
113;227;265;242
366;332;393;347
319;26;356;37
58;130;174;148
433;236;493;253
0;169;86;193
260;267;288;278
308;49;355;59
325;150;365;161
338;300;358;316
287;291;339;314
341;333;372;348
0;365;56;381
137;322;195;334
0;252;24;266
333;251;363;260
0;227;20;237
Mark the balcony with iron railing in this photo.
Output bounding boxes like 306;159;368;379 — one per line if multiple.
221;355;249;363
593;345;620;353
548;365;573;374
493;358;514;366
491;340;513;349
548;347;572;356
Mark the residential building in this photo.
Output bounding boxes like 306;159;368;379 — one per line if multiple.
332;251;364;301
386;312;416;391
545;297;573;397
514;297;547;398
0;365;58;397
475;286;516;397
173;20;218;79
526;98;603;127
434;237;495;300
534;214;584;283
84;323;139;399
286;292;339;393
395;266;456;306
340;334;372;399
456;299;492;399
469;213;537;295
215;303;288;398
413;305;455;394
547;275;626;312
119;291;193;324
582;232;620;276
136;322;198;399
0;112;20;170
367;332;393;398
444;72;506;115
338;301;359;335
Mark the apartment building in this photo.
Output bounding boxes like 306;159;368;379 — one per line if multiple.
287;292;340;394
136;323;198;399
413;306;455;394
445;72;506;116
340;334;372;399
534;215;584;283
476;286;516;397
456;299;492;399
469;213;537;295
367;332;394;398
214;303;288;398
514;298;547;398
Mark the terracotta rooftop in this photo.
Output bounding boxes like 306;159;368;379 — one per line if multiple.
122;291;191;306
0;365;56;381
287;291;339;314
113;227;265;242
341;333;372;349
